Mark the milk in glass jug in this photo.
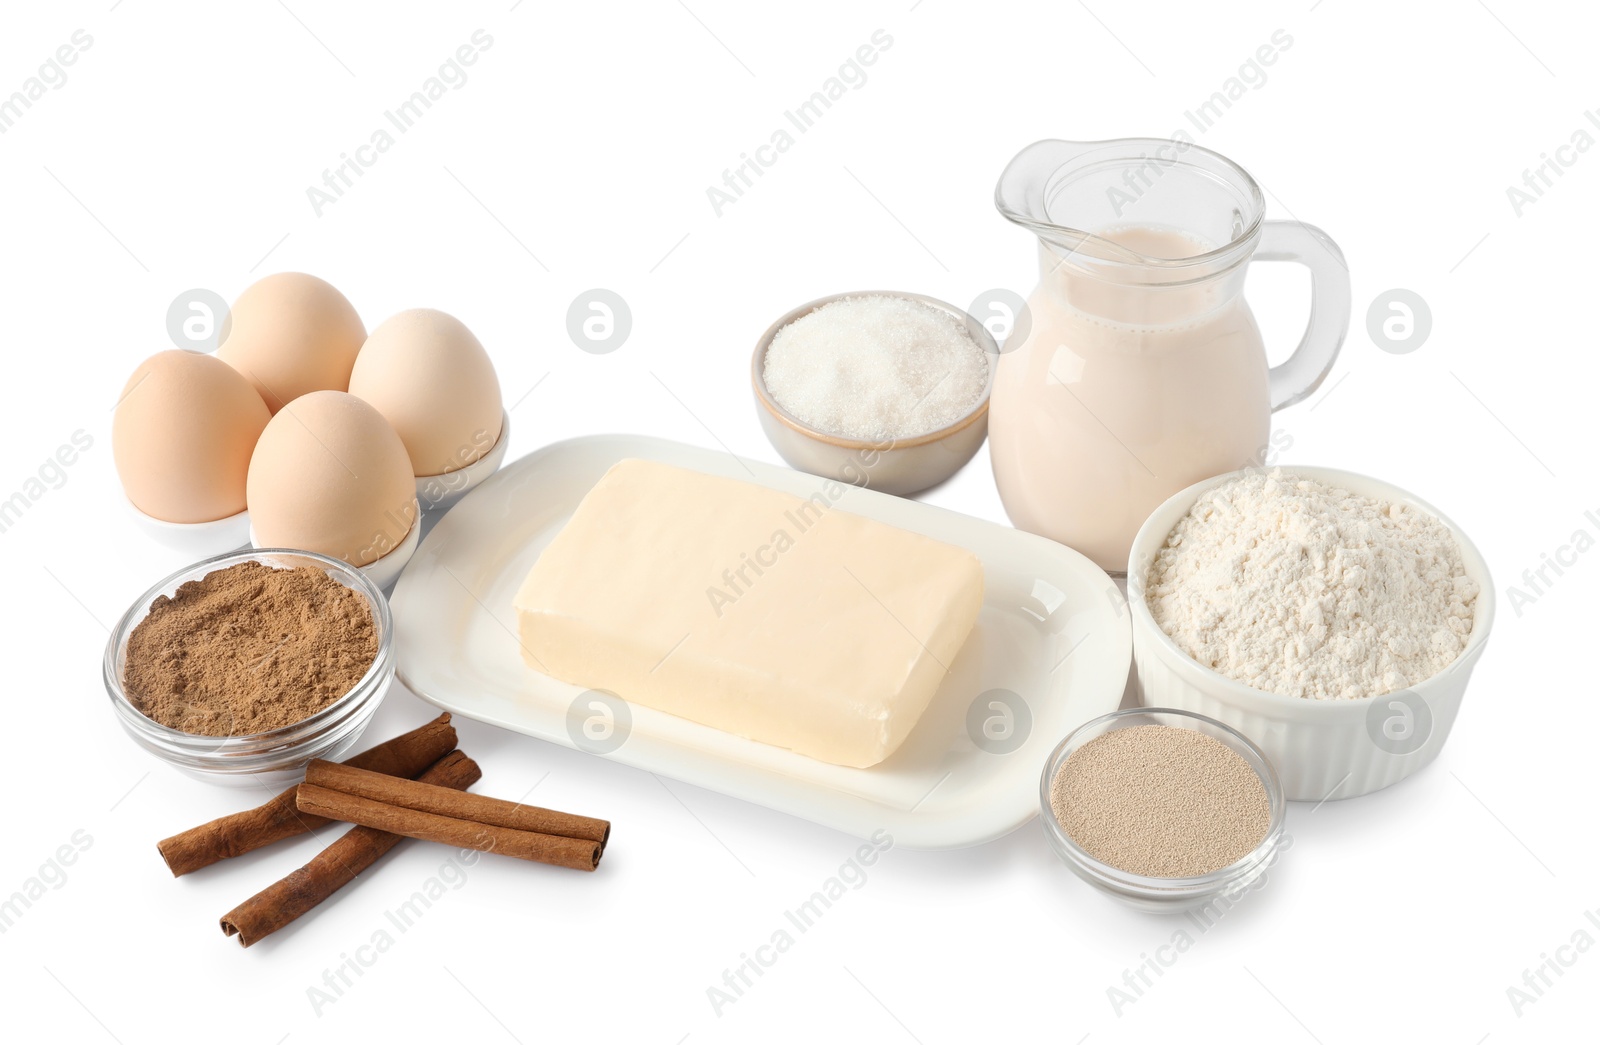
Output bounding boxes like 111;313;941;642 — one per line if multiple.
988;138;1350;571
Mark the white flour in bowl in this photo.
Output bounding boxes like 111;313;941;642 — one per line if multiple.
1143;471;1479;700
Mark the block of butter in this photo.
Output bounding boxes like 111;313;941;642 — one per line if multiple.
513;459;985;768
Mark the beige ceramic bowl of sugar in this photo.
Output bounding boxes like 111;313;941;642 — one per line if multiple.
751;291;996;497
1126;465;1496;802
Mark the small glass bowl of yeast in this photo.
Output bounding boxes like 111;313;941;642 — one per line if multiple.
1039;707;1287;911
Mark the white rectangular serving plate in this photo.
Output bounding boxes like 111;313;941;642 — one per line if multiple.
390;435;1130;849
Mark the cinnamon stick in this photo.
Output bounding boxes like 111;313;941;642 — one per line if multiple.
220;750;482;947
295;774;603;872
304;758;610;848
157;713;456;877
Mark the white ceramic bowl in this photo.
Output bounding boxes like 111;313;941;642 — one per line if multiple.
1127;466;1495;802
250;498;420;591
124;495;250;556
751;291;995;497
415;409;511;512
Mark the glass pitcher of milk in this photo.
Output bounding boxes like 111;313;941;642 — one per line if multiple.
988;138;1350;572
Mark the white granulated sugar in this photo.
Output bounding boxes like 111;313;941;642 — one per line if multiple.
762;295;989;441
1144;471;1479;700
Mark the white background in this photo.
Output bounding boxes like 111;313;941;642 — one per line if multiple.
0;1;1593;1041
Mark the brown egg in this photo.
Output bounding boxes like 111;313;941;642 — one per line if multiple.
348;308;504;476
246;391;417;567
113;351;271;523
217;272;366;413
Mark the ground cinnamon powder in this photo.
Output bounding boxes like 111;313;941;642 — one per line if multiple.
123;561;379;736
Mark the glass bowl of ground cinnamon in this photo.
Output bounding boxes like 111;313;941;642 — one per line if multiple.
103;548;394;786
1039;707;1287;911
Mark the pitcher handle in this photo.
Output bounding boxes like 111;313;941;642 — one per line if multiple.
1256;220;1350;412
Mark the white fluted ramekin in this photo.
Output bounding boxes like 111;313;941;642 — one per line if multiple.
1127;466;1495;802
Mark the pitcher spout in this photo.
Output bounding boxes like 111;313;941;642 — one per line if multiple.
996;140;1127;260
995;140;1096;233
